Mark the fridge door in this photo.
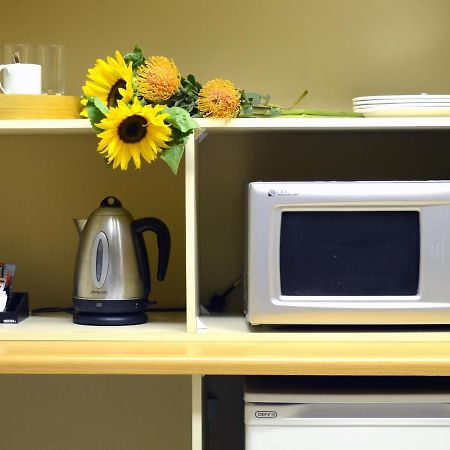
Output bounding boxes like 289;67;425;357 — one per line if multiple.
245;402;450;450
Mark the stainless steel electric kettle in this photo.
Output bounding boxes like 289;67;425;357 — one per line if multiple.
72;196;170;326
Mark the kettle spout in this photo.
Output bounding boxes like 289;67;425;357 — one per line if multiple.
73;219;88;236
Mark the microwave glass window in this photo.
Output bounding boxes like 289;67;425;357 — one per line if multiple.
279;211;420;296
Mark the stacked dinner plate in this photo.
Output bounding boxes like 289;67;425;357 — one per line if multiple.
353;95;450;117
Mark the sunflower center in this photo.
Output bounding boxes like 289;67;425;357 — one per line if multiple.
107;79;127;107
118;115;148;143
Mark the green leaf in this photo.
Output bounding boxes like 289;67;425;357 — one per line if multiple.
124;45;145;71
166;75;202;115
93;97;109;115
239;104;254;117
160;137;187;175
242;91;269;106
85;97;107;133
164;107;198;133
184;74;202;92
186;74;196;84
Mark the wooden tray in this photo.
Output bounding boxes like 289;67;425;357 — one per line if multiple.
0;94;83;119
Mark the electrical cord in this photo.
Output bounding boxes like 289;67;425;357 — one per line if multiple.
31;277;242;316
206;278;242;312
31;305;186;315
146;307;186;312
31;307;75;315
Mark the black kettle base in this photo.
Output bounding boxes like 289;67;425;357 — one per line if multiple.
73;311;148;326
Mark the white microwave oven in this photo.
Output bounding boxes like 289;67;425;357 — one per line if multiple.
245;377;450;450
245;181;450;325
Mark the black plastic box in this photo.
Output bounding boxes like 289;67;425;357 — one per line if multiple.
0;292;29;324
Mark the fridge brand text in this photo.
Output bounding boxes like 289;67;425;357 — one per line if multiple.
255;411;277;418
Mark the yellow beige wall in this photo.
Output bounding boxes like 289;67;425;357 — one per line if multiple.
1;1;450;449
2;0;450;311
6;0;450;108
0;375;191;450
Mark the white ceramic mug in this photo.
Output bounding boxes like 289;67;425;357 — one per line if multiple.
0;63;41;94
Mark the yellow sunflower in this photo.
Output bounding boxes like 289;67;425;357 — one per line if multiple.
96;98;172;170
81;50;134;115
136;56;181;102
197;79;241;118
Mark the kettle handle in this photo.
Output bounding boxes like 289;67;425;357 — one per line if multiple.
132;218;171;296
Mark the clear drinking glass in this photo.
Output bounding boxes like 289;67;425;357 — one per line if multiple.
1;43;65;95
39;44;65;95
1;43;40;65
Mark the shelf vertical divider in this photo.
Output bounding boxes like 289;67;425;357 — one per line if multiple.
186;132;199;333
191;375;203;450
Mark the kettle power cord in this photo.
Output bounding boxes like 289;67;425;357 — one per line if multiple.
206;278;242;312
31;305;186;315
31;306;76;315
31;276;242;316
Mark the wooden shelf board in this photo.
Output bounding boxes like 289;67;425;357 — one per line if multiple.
1;315;450;374
0;119;92;134
197;315;450;342
1;338;450;375
6;314;450;344
2;117;450;135
196;117;450;132
0;314;186;341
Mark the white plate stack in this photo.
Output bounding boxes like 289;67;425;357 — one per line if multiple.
352;95;450;117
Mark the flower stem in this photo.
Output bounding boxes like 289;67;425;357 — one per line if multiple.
279;108;362;117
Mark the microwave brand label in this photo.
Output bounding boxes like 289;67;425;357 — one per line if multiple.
268;189;299;197
255;410;277;418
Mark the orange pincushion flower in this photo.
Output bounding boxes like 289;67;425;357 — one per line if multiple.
197;79;241;118
136;56;181;102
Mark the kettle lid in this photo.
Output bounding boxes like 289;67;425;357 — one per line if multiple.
93;196;131;216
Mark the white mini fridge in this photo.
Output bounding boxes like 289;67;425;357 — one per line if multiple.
245;377;450;450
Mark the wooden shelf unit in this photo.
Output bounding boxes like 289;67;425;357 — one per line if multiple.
4;116;450;450
1;117;450;375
